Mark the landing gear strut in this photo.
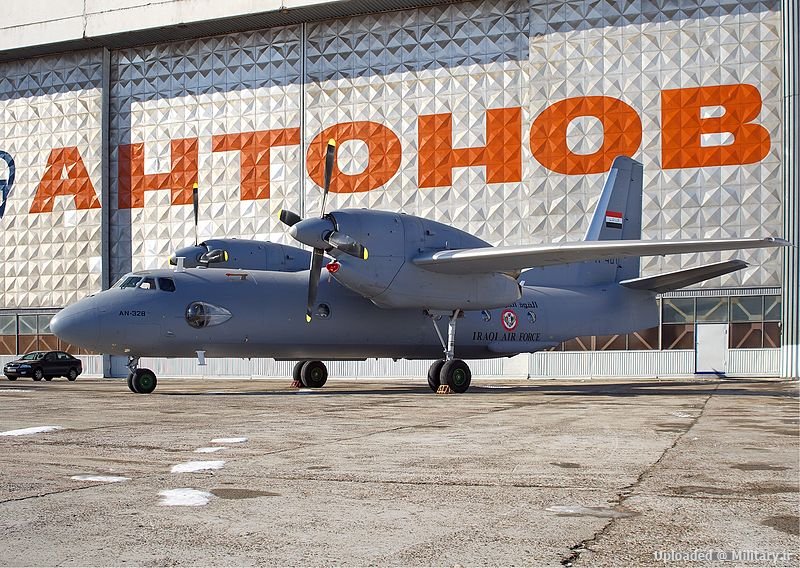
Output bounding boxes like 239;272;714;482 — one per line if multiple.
126;356;158;394
291;361;328;389
427;309;472;394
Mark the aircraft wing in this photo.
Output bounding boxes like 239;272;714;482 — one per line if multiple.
618;259;749;293
412;237;789;275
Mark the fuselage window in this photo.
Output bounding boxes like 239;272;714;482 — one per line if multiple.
158;277;176;292
119;276;142;289
138;277;156;290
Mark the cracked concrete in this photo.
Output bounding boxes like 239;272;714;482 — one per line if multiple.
0;377;797;566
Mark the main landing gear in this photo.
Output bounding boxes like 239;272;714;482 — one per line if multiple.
126;356;158;394
427;309;472;394
291;360;328;389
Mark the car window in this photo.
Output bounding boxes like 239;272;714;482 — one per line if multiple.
45;353;56;361
158;277;176;292
21;352;44;360
58;352;70;360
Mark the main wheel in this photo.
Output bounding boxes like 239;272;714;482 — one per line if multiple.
440;359;472;394
127;372;138;393
427;359;445;392
131;368;157;394
300;361;328;388
67;368;78;381
292;361;305;383
33;368;44;381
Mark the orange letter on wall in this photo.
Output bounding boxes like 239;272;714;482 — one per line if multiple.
418;107;522;188
661;84;770;169
117;138;198;209
211;128;301;200
530;97;642;175
307;122;402;193
30;147;100;213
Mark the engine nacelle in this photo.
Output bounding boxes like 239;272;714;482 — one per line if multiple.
327;210;522;310
170;239;310;272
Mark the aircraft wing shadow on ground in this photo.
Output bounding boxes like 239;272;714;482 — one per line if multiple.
51;141;789;395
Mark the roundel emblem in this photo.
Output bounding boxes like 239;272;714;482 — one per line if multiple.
501;309;518;332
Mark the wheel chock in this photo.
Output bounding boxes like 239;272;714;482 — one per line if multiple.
290;380;302;388
436;385;454;395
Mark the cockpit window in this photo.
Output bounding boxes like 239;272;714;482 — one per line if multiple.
119;276;142;289
138;277;156;290
158;277;176;292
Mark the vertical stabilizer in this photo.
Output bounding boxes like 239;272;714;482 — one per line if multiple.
578;156;643;283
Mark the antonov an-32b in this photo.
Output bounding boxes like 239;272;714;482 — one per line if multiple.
51;142;788;394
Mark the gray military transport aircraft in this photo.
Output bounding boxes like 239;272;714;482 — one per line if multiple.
51;141;788;395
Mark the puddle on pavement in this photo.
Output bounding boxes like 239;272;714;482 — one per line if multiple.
550;462;581;469
545;505;638;519
211;488;280;500
731;463;790;472
761;515;800;537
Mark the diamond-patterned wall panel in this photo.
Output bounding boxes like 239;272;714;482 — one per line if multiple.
101;0;781;289
526;0;783;287
109;29;304;279
0;52;103;309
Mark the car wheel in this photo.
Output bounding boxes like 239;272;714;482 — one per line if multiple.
6;375;15;381
33;368;44;381
67;368;78;381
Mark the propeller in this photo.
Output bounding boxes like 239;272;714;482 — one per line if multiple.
278;139;368;322
192;182;199;246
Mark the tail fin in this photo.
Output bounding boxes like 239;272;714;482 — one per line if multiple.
578;156;643;284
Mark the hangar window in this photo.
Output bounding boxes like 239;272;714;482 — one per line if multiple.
186;301;232;329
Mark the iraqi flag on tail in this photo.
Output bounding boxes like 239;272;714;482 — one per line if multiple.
605;210;623;229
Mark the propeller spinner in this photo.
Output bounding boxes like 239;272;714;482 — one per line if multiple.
279;139;368;322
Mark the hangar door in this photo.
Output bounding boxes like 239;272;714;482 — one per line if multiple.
695;323;728;375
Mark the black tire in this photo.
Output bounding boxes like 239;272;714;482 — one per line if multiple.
440;359;472;394
126;372;138;393
6;375;15;381
67;368;78;381
131;368;157;394
300;361;328;388
44;376;53;381
292;361;305;383
427;359;445;392
33;368;44;381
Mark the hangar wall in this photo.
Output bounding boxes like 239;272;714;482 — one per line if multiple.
0;0;796;378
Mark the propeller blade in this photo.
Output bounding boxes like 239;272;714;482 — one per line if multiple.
326;231;368;260
306;248;325;323
279;209;302;227
320;139;336;217
192;182;199;245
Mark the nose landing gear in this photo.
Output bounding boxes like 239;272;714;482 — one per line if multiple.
427;309;472;394
126;356;158;394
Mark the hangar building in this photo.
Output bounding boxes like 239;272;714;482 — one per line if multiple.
0;0;797;379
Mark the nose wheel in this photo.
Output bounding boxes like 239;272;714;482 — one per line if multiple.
126;357;158;394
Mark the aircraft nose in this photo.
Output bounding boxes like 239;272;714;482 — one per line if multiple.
50;304;99;350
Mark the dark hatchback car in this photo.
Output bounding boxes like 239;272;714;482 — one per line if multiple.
4;351;83;382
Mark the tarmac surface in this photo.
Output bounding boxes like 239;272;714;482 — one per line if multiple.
0;377;797;567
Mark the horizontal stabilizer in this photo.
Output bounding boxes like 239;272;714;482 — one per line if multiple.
619;260;749;293
413;237;788;275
